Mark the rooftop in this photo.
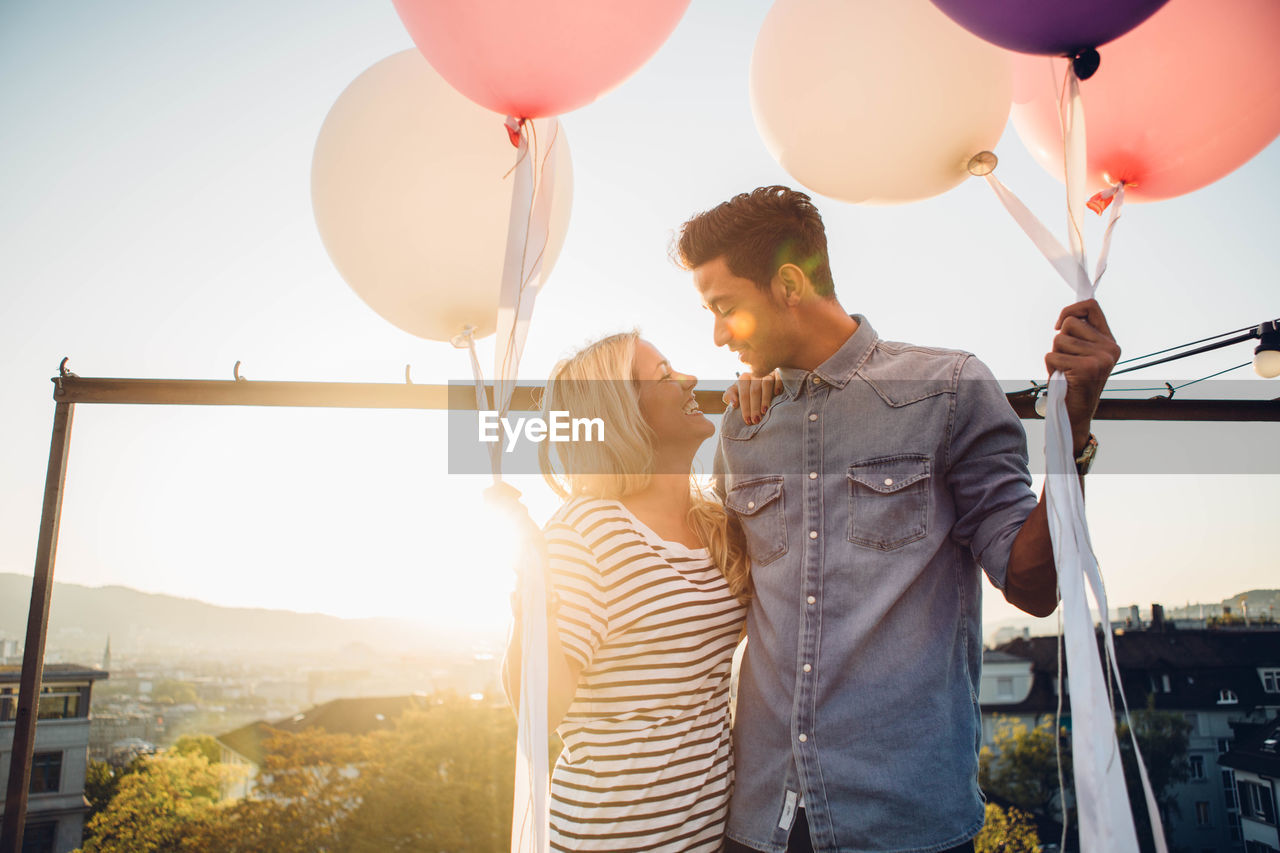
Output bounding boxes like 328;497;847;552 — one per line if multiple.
0;663;108;683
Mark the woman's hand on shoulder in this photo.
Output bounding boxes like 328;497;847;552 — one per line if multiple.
722;370;782;426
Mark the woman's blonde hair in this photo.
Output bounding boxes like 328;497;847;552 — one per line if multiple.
539;332;750;600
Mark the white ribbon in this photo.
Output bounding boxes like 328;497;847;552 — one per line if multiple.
498;118;560;853
980;60;1166;853
451;117;559;853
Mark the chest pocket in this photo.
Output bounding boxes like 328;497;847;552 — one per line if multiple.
726;477;787;567
847;455;931;550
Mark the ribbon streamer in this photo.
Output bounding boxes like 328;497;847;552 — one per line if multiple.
452;117;560;853
496;118;561;853
980;62;1165;853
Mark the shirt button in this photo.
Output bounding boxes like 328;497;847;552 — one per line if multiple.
807;595;816;605
809;472;817;480
884;477;894;486
809;530;818;539
811;376;821;385
798;733;808;743
808;413;818;422
747;501;755;509
803;664;812;673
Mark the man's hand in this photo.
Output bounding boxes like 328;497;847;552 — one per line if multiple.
1045;299;1120;454
723;370;782;425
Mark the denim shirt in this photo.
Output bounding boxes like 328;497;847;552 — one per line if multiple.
717;317;1038;853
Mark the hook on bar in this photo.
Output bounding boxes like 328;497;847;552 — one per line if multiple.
234;361;246;382
405;364;413;384
55;357;76;393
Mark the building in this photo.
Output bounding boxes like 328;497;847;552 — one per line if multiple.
215;694;429;799
0;664;109;853
1221;717;1280;853
982;626;1280;852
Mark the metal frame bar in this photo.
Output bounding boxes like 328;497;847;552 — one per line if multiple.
42;374;1280;420
2;369;1276;852
2;403;73;853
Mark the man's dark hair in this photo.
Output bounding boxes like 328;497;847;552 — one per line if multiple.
674;185;835;297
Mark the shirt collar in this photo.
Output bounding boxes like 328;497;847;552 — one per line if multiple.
778;315;877;398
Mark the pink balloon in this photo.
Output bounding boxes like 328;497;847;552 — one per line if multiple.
1011;0;1280;202
392;0;691;118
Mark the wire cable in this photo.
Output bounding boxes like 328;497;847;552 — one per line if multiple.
1113;323;1255;367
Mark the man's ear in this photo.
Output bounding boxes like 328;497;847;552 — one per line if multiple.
773;263;809;306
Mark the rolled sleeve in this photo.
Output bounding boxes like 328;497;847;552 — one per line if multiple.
544;522;609;670
946;356;1038;590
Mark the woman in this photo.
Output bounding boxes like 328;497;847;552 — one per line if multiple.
503;331;750;852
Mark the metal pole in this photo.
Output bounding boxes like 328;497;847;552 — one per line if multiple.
45;374;1280;421
1;402;74;853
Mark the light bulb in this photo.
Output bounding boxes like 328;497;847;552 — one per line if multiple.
1254;348;1280;379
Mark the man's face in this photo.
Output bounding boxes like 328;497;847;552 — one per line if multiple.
693;256;796;376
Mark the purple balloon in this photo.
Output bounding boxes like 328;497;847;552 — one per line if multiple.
930;0;1169;56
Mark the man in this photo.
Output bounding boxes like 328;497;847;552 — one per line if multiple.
674;186;1118;853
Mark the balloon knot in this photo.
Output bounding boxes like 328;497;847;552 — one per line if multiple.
967;151;998;177
1072;48;1101;81
504;116;527;147
1086;183;1122;215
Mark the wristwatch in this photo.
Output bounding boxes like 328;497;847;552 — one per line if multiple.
1075;434;1098;476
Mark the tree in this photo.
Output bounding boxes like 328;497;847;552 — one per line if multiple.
979;716;1070;822
171;734;221;765
79;752;233;853
82;760;122;845
1117;699;1191;853
974;804;1040;853
181;728;365;853
80;697;519;853
341;701;516;853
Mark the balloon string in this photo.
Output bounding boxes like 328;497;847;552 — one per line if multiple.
976;56;1164;853
1061;64;1091;299
450;325;503;483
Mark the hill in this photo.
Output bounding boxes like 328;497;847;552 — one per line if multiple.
0;573;501;660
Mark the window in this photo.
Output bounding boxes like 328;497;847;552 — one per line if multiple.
1188;754;1205;781
1162;674;1172;693
19;821;56;853
997;676;1014;699
28;751;61;795
1218;738;1232;755
1240;780;1278;825
1224;768;1238;810
35;685;81;720
1261;668;1280;693
1218;689;1239;705
0;689;14;722
1195;801;1211;826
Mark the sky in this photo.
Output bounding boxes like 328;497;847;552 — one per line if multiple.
1;0;1276;638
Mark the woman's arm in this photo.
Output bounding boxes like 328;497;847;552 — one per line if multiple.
501;605;584;735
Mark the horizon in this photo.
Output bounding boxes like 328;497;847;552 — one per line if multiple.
1;0;1275;633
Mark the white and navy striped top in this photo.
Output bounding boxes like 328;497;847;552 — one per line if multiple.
546;497;747;853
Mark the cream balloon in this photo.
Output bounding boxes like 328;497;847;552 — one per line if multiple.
312;50;573;341
750;0;1011;205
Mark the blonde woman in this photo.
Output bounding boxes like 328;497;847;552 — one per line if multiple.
503;331;750;852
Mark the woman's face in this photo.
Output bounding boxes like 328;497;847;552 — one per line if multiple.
632;340;715;458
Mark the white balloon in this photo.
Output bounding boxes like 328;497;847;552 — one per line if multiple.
312;50;573;341
750;0;1011;205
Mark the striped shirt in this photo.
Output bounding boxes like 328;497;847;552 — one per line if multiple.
546;497;747;852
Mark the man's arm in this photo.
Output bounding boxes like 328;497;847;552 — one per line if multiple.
1004;299;1120;617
